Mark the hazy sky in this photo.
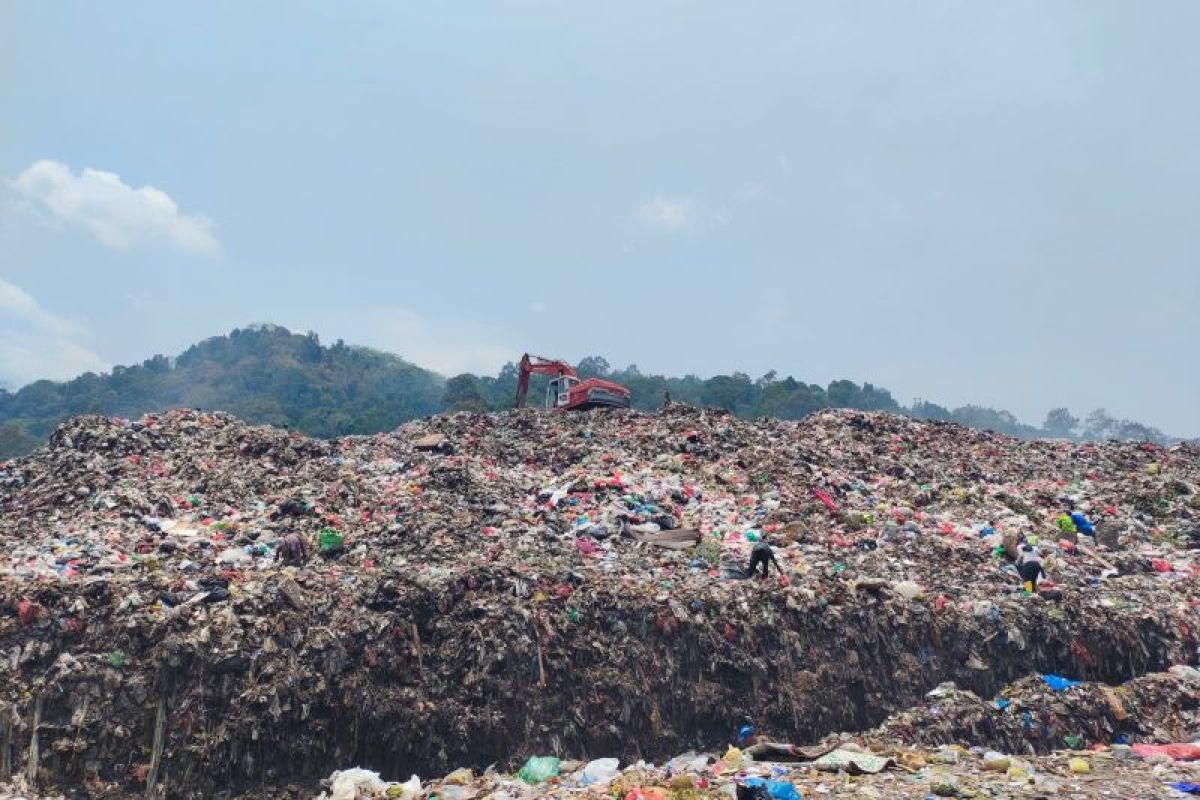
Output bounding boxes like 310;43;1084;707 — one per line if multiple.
2;2;1197;435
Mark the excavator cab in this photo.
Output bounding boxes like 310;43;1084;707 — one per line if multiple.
546;375;579;409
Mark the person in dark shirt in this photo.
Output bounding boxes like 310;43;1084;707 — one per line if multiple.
746;539;780;580
1016;544;1045;592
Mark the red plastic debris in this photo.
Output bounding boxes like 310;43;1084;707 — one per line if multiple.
812;487;838;513
18;598;44;626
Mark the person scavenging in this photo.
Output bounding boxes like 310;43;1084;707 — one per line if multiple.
275;531;310;565
1016;543;1045;592
746;539;780;580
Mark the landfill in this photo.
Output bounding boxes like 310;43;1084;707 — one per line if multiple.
0;405;1198;798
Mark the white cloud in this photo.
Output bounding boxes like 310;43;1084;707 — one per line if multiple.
0;277;108;386
10;160;219;256
638;194;694;230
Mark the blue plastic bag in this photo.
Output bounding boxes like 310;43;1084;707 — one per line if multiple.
1168;783;1200;795
1041;674;1080;692
743;778;802;800
1069;512;1095;535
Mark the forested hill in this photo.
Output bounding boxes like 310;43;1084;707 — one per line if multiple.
0;324;1172;458
0;326;443;456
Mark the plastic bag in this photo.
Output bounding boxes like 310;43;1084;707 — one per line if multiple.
578;758;619;786
1040;674;1080;692
321;768;389;800
517;756;560;784
391;776;422;800
892;580;924;601
720;746;745;770
1131;743;1200;761
443;768;473;785
318;528;345;553
742;777;803;800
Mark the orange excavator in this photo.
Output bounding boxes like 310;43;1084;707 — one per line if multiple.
515;353;631;411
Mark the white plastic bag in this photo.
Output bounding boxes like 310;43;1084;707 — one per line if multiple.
321;768;389;800
579;758;619;786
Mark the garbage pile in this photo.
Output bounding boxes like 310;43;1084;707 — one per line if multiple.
863;665;1200;755
305;735;1200;800
0;406;1197;797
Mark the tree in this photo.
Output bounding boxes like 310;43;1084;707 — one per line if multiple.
826;379;862;409
1042;408;1079;438
0;423;38;459
1082;409;1118;440
442;374;488;412
1114;420;1166;444
576;356;611;379
859;383;901;412
910;400;952;421
702;372;756;414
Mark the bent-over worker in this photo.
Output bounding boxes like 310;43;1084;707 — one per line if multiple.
275;532;309;566
746;539;780;580
1016;544;1045;593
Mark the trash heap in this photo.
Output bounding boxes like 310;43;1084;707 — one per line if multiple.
304;729;1200;800
0;406;1197;797
864;665;1200;754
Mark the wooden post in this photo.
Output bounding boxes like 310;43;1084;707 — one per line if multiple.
1;704;12;782
411;623;423;671
25;694;41;786
145;695;167;800
537;641;547;687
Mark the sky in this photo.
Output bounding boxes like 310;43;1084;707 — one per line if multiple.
1;2;1197;435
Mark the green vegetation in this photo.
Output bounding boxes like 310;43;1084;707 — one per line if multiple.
0;324;1173;459
0;325;443;457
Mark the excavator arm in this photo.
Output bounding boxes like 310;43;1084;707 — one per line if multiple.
515;353;577;408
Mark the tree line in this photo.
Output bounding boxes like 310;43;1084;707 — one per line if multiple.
0;325;1176;459
441;356;1171;444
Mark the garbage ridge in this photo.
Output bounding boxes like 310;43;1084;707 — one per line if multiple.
0;406;1197;797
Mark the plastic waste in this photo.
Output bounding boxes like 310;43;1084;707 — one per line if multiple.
217;547;251;564
981;752;1010;772
392;776;422;799
624;791;666;800
318;528;345;553
517;756;561;784
892;580;924;600
578;757;619;786
443;768;473;785
1131;743;1200;761
320;768;389;800
742;778;802;800
1040;674;1080;691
